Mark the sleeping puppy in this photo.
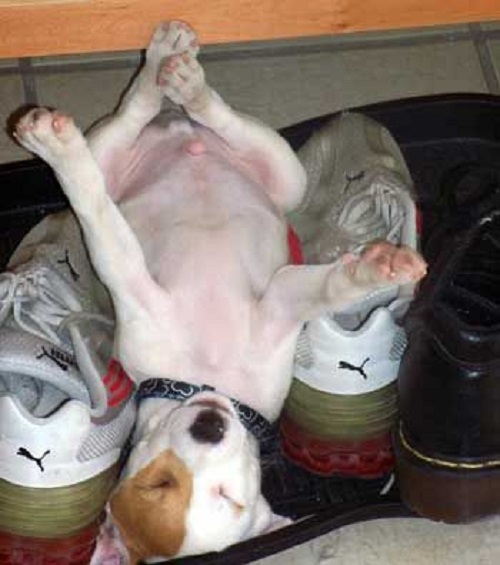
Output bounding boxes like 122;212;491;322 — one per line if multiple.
14;21;426;563
92;390;282;563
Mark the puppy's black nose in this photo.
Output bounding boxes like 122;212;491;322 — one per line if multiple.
189;408;226;444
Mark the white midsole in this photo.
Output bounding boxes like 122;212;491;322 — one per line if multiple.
0;445;119;488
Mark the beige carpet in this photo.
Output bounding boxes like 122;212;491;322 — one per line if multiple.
255;515;500;564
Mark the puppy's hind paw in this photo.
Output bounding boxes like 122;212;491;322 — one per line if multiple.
346;240;427;289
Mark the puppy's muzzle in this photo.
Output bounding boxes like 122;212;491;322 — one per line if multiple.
189;407;227;444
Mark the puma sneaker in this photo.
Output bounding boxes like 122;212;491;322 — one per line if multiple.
281;301;408;478
289;111;418;266
281;112;419;478
0;212;135;564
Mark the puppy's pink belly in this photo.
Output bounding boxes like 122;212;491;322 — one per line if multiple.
111;125;288;396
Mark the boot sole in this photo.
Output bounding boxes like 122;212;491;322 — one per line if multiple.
395;425;500;523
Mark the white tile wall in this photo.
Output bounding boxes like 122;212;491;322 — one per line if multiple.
204;40;486;129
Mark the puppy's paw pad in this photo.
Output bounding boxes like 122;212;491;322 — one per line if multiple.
157;52;205;105
360;241;427;285
15;108;83;161
147;20;199;68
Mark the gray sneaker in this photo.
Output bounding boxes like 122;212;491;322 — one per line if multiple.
282;112;419;478
0;211;135;563
290;111;417;266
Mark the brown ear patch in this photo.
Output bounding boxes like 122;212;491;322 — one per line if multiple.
110;448;193;561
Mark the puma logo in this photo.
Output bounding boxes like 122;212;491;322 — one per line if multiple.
338;357;370;379
36;346;75;371
17;447;51;472
57;250;80;281
343;170;365;193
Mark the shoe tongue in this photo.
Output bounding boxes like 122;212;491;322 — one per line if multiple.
67;320;110;418
0;327;90;415
333;287;400;330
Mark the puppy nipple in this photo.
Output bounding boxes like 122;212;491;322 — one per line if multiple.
185;138;206;156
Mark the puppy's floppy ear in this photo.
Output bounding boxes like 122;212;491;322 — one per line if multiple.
89;505;131;565
110;449;193;562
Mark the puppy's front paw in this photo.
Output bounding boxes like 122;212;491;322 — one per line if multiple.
345;240;427;289
15;108;85;165
146;21;199;70
157;51;206;107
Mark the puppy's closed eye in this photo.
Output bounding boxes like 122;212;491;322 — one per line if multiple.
215;485;245;513
150;476;177;490
133;460;182;497
138;470;178;492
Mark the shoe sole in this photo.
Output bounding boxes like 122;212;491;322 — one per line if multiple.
280;412;395;478
0;464;118;561
283;378;398;440
0;522;100;564
395;425;500;523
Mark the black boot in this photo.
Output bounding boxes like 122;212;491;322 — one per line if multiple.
396;197;500;523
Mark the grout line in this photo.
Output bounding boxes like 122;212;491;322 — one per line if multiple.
480;28;500;40
0;65;24;76
28;57;141;75
469;23;500;94
18;58;38;105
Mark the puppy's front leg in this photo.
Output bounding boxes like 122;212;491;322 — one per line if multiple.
261;241;427;331
87;21;199;166
15;108;158;321
157;26;306;212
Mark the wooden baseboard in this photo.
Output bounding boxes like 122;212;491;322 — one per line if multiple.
1;0;500;58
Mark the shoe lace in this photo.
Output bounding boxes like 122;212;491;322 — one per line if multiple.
0;266;115;417
0;267;111;348
337;176;405;252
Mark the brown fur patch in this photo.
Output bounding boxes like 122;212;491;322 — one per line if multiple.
110;449;192;561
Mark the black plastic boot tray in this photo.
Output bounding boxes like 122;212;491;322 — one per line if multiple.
2;93;500;564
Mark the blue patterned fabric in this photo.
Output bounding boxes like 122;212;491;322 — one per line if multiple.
136;378;274;443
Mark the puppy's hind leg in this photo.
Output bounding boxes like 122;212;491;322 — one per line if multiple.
259;241;427;334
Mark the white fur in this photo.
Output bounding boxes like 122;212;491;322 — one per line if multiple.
127;392;284;561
